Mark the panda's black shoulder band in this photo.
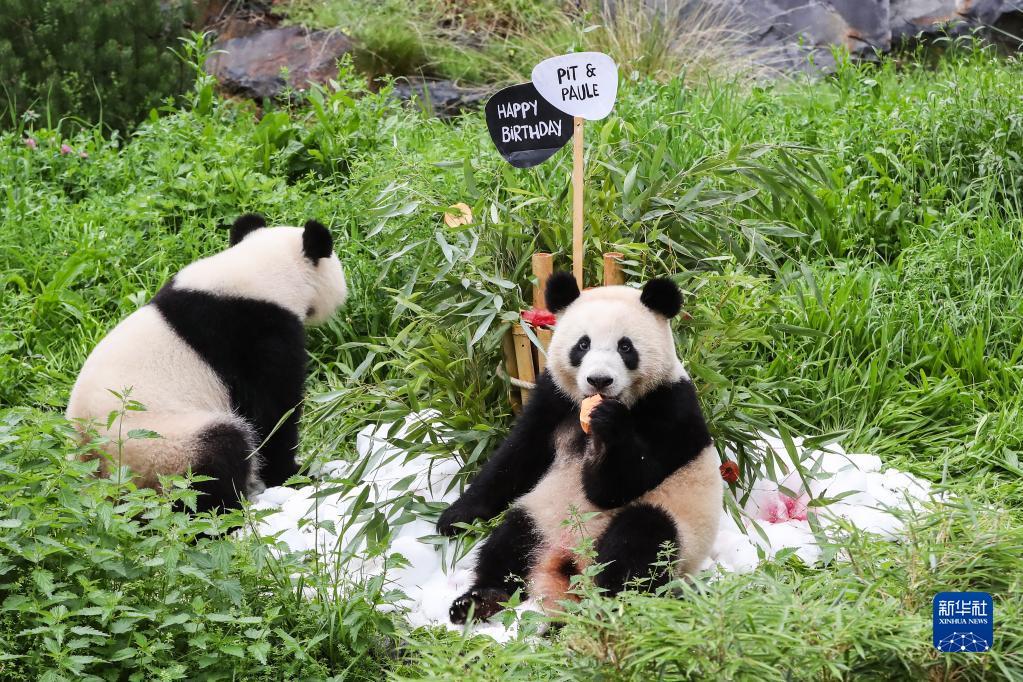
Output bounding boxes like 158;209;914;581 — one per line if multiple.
302;220;334;262
230;213;266;245
545;271;580;314
640;278;682;318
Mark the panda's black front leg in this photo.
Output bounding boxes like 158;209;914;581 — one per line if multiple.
449;508;539;624
593;503;679;594
437;372;570;536
582;399;668;509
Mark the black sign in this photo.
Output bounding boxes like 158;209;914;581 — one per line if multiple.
485;82;574;169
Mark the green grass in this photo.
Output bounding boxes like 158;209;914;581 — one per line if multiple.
283;0;776;85
2;39;1023;680
284;0;568;83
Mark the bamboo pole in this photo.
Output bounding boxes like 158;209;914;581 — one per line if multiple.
572;116;584;289
532;253;554;309
603;252;624;286
536;328;553;374
502;330;522;413
512;326;536;405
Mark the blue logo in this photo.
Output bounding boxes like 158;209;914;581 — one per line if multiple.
933;592;993;652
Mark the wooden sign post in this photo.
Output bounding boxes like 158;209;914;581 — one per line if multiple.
572;116;584;287
484;52;618;290
531;52;618;289
482;53;619;411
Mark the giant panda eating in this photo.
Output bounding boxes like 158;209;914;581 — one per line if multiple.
437;271;722;623
67;215;348;513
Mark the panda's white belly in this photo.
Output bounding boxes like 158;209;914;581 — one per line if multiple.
517;423;611;549
514;425;720;612
518;455;612;551
67;305;231;421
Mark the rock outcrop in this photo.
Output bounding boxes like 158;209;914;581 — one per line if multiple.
391;79;492;118
723;0;1022;71
203;0;1022;109
206;26;354;99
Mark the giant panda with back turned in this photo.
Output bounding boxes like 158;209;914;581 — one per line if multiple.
67;215;348;512
437;271;722;623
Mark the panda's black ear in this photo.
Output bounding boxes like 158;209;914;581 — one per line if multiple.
545;271;580;314
302;219;334;262
640;278;682;318
230;213;266;245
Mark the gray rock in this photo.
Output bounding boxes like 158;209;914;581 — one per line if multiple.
207;26;354;99
890;0;965;39
722;0;889;72
967;0;1023;24
991;6;1023;48
721;0;1022;71
831;0;892;51
888;0;1023;40
391;79;492;118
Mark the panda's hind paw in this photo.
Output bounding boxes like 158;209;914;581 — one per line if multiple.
449;588;510;624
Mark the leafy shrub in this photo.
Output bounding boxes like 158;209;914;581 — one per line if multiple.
0;409;398;680
0;0;194;131
762;46;1023;260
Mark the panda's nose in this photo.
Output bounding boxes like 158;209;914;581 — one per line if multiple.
587;375;614;389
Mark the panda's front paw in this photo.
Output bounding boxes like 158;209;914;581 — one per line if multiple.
436;497;490;536
449;588;511;624
588;399;631;441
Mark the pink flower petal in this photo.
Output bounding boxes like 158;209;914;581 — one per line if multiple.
782;495;808;521
757;497;787;524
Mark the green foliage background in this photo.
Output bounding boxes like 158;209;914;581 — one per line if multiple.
0;30;1022;681
0;0;194;131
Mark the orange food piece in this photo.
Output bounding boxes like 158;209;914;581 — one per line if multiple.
443;202;473;228
580;394;603;434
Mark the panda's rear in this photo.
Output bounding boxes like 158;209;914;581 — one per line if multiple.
67;215;348;513
67;305;247;486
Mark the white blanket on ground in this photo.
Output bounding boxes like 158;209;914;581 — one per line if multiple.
249;414;934;641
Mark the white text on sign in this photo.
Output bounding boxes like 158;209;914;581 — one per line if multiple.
496;99;564;143
531;52;618;120
495;100;538;119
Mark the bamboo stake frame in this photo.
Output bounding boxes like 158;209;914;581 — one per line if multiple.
503;104;622;410
503;251;626;412
531;253;553;310
603;252;624;286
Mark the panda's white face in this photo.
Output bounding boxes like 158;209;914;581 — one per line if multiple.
547;286;686;407
302;242;348;325
173;220;347;325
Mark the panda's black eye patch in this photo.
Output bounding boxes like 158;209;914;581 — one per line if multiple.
618;336;639;370
569;335;590;367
